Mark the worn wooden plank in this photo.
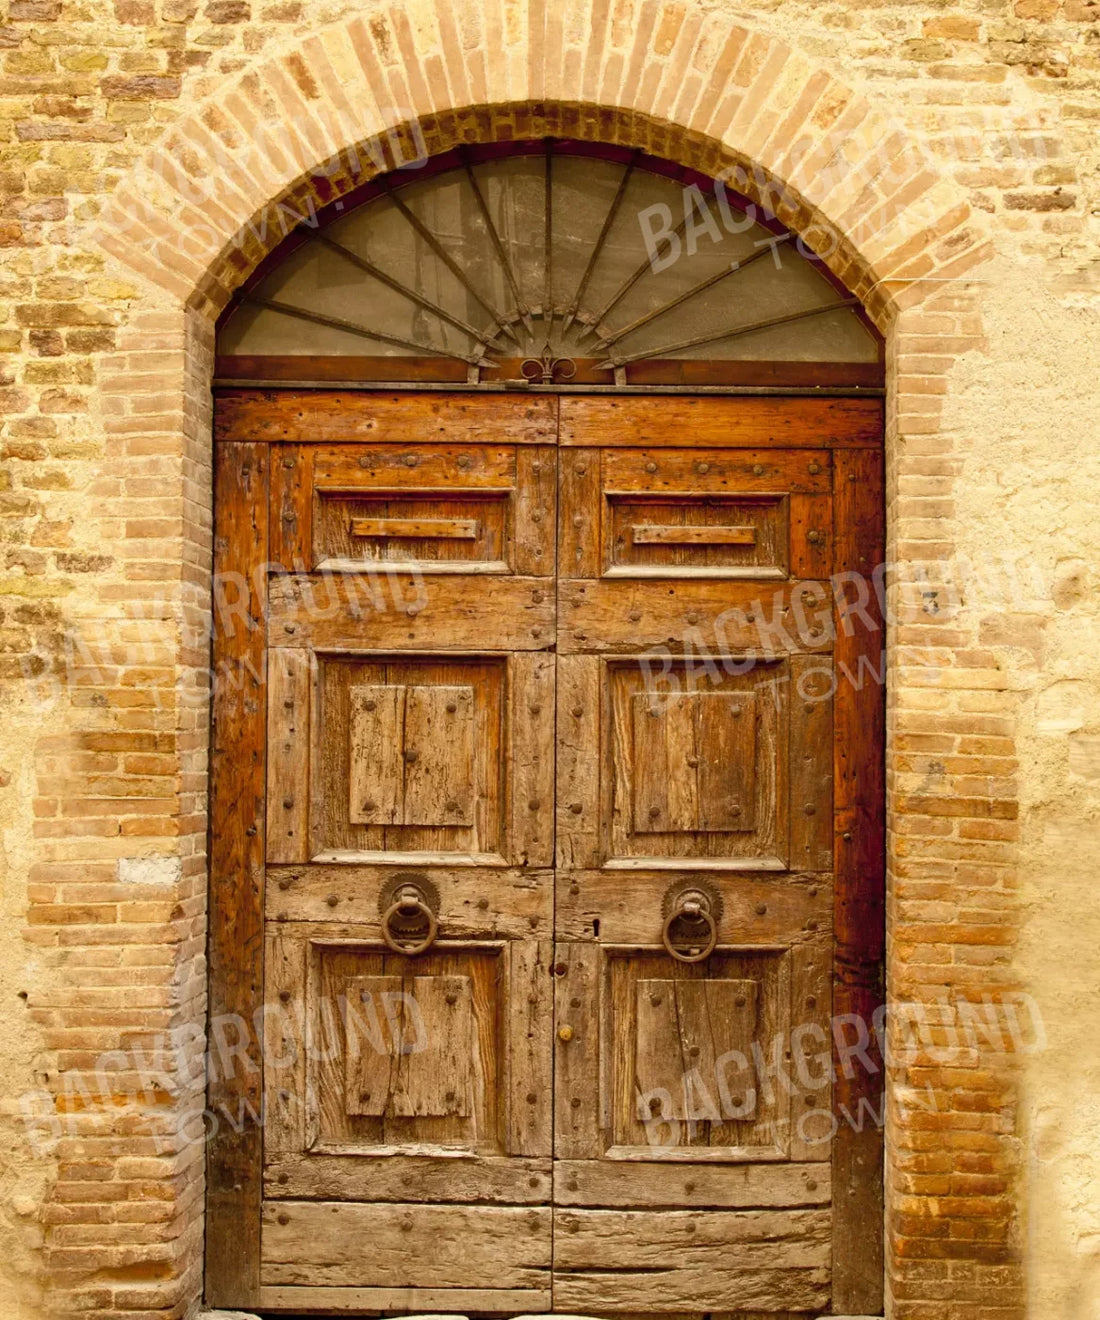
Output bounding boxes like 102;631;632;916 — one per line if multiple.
269;442;313;568
554;871;830;946
258;1285;550;1313
265;869;553;939
514;444;557;576
630;691;682;835
558;446;601;578
555;655;601;870
313;442;517;491
511;653;556;868
260;1201;552;1287
266;647;311;864
215;390;557;444
268;573;555;652
206;441;268;1309
347;683;404;826
553;942;601;1159
552;1208;831;1311
508;938;554;1157
602;447;831;496
262;930;308;1157
559;395;882;447
553;1160;831;1208
264;1152;551;1202
789;492;832;581
700;691;757;832
831;445;886;1315
789;653;835;874
788;936;834;1163
559;579;833;654
403;684;476;826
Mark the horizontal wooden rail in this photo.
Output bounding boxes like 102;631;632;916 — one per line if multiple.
631;524;756;546
350;517;479;540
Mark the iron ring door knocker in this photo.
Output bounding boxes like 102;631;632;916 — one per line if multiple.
661;879;724;963
378;873;441;955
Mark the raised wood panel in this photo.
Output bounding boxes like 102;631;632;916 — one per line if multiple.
347;683;476;828
311;655;506;862
635;979;759;1121
344;973;474;1118
605;658;788;869
215;389;557;444
321;494;509;572
559;395;882;447
604;949;791;1161
631;523;758;546
551;1208;831;1312
260;1201;552;1288
608;494;788;580
631;691;757;835
307;942;505;1155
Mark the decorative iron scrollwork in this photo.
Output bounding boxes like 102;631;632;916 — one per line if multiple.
519;342;578;385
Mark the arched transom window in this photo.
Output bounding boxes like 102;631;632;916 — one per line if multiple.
216;141;883;391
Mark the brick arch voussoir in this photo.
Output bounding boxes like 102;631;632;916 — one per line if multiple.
92;0;989;335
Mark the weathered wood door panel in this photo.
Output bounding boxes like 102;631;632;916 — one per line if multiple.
208;392;885;1316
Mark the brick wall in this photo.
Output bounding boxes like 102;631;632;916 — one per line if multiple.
2;0;1099;1316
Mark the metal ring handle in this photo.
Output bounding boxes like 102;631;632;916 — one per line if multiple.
380;896;438;956
661;901;718;964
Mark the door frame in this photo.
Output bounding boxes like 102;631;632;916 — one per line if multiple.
205;386;885;1314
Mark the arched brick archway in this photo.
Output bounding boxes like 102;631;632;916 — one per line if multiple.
22;6;1017;1318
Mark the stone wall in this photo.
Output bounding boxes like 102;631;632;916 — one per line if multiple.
0;0;1098;1317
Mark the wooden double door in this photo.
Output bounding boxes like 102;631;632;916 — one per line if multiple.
207;391;885;1317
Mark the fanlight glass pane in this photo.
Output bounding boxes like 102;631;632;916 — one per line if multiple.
217;146;881;380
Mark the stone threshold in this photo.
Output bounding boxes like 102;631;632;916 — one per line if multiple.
199;1311;885;1319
